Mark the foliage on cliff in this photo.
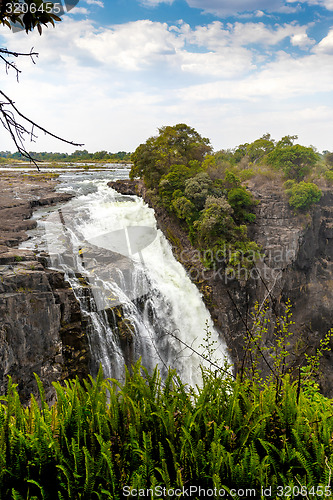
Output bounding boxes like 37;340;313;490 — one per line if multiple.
130;124;260;270
284;180;322;211
130;123;212;188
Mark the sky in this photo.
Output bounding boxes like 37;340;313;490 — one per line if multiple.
0;0;333;154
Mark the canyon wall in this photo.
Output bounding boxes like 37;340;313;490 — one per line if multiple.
0;173;90;403
109;179;333;395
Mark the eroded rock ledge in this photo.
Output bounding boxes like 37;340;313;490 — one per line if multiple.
0;172;90;403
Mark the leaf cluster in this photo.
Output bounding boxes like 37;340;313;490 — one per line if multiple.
130;124;211;188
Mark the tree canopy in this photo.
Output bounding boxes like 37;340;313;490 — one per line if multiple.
266;144;319;180
130;123;212;188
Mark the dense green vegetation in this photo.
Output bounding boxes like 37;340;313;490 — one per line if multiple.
1;354;333;499
130;124;261;270
0;150;132;163
0;266;332;499
130;126;331;270
284;181;322;211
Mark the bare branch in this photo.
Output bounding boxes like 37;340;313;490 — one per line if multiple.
0;90;84;169
0;47;38;80
0;90;83;147
0;46;83;165
0;47;39;60
159;327;234;378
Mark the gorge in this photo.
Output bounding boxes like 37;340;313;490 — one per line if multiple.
0;167;332;401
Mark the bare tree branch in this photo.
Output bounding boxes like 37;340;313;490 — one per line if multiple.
0;90;84;170
0;47;38;80
0;43;83;168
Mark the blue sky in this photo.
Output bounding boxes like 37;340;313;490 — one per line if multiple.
1;0;333;153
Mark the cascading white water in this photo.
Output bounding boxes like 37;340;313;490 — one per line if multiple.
21;169;230;387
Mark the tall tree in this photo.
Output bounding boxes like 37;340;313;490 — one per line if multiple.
267;144;319;180
130;123;212;188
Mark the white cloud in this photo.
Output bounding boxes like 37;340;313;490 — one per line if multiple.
68;7;89;15
177;50;333;102
0;16;332;153
85;0;104;6
313;28;333;52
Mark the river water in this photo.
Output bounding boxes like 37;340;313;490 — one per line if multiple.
21;168;230;387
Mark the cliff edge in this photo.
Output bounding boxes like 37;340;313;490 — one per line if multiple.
0;172;90;403
108;179;333;395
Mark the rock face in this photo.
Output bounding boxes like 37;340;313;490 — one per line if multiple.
250;186;333;394
108;179;333;396
0;173;90;403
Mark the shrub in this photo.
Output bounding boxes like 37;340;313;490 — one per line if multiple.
1;345;333;498
266;144;319;181
287;181;322;211
227;186;256;223
172;196;196;223
324;170;333;185
184;172;212;210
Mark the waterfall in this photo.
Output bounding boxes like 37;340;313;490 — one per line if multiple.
21;170;230;387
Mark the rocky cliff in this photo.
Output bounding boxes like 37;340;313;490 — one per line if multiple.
108;179;333;396
0;172;90;403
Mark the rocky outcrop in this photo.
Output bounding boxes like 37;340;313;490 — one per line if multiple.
108;179;333;396
0;173;90;403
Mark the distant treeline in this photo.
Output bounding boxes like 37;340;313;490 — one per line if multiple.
0;149;132;162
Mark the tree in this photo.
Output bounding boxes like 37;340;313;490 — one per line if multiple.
267;144;319;180
130;123;212;188
276;134;298;148
0;1;82;167
324;151;333;167
245;134;275;163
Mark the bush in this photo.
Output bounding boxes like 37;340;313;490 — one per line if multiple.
172;196;196;223
184;172;212;210
227;186;256;223
324;170;333;185
267;144;319;180
286;181;322;211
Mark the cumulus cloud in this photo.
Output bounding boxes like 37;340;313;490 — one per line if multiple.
0;15;332;152
313;28;333;53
